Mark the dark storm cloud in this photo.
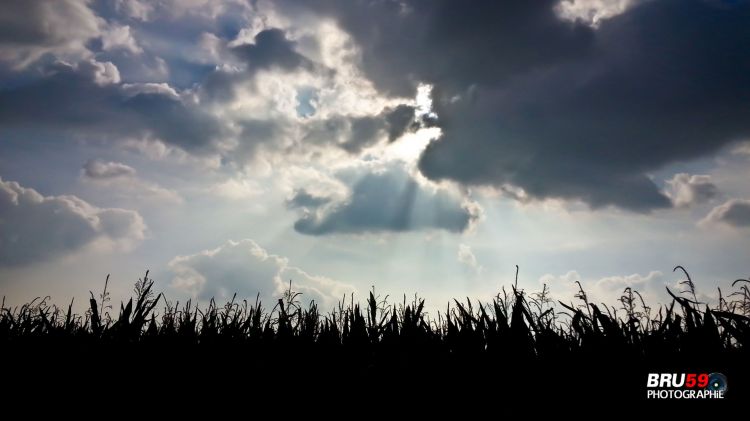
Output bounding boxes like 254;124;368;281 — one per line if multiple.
230;28;313;73
282;0;593;96
286;0;750;211
384;104;418;142
419;0;750;211
342;116;382;153
201;28;317;102
0;60;223;153
293;163;480;235
302;105;417;154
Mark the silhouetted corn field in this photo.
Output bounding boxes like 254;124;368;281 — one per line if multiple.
2;266;749;401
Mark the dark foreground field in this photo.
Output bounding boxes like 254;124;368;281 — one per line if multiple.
2;268;748;404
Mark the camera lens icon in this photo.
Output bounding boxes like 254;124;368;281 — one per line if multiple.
706;373;727;393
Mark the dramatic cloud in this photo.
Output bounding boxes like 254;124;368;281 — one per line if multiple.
169;239;354;307
0;177;146;266
1;3;417;171
0;0;747;317
200;27;317;103
665;173;719;208
417;0;750;211
302;105;418;154
0;60;223;154
384;105;419;142
231;28;313;73
290;161;481;235
701;199;750;228
285;0;750;211
0;0;102;69
4;1;748;216
284;0;593;96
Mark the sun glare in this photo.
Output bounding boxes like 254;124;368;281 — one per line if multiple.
386;127;441;163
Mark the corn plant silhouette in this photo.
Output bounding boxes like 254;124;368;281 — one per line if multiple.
1;267;748;401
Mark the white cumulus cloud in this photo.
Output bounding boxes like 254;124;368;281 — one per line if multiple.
169;239;355;308
665;173;719;208
0;177;146;266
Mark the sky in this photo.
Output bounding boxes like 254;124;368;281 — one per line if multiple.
1;0;749;314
